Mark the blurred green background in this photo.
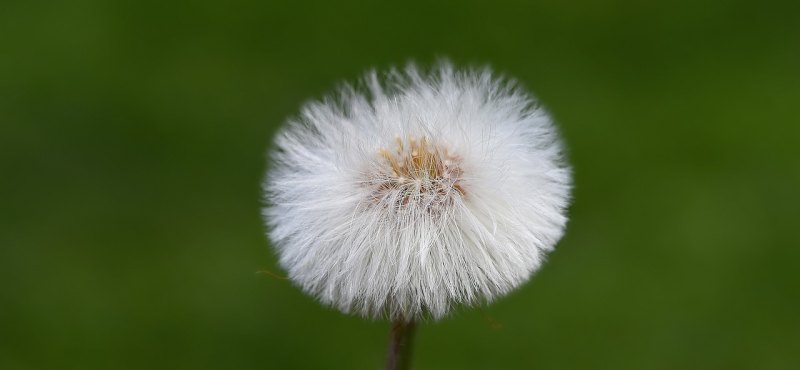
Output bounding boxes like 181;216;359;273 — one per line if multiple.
2;0;799;369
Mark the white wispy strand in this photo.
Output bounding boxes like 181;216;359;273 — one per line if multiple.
263;62;571;321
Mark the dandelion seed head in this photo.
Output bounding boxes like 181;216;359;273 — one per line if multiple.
263;61;572;321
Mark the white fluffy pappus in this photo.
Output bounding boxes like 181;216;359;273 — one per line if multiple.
263;62;571;321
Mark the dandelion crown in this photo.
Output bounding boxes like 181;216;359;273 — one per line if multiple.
263;62;571;321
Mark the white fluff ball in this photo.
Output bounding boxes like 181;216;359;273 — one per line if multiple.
263;62;571;321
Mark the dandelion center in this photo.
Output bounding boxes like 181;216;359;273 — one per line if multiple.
371;135;464;209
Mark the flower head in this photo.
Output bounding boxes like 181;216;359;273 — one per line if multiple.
263;62;571;321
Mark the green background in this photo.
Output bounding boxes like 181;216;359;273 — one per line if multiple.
2;0;798;369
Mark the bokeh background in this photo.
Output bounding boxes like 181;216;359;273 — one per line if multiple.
2;0;799;369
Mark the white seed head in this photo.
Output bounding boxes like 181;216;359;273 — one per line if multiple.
263;62;572;321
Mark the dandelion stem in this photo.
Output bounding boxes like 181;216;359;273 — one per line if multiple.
385;320;416;370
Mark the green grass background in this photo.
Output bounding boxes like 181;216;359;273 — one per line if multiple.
1;0;799;369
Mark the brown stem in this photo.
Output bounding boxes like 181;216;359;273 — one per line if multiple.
384;320;416;370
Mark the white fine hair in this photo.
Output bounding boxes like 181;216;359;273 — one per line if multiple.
263;61;572;321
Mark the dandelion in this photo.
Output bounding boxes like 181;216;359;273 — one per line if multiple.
263;61;571;369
